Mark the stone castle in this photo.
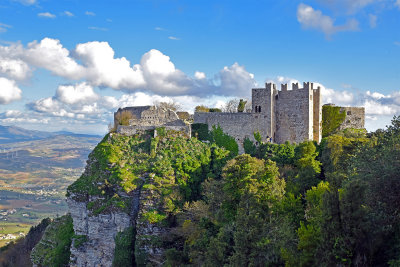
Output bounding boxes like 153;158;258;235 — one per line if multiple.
115;82;365;152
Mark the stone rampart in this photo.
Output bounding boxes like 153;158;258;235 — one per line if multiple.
194;112;271;153
338;107;365;130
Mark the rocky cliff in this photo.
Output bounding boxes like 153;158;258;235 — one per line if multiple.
57;130;224;266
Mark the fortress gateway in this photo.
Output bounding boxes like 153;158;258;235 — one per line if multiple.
115;82;365;153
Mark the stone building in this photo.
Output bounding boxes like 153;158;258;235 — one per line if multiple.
194;82;323;152
114;106;191;137
323;103;365;131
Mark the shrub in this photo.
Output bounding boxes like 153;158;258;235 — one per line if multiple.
115;110;135;126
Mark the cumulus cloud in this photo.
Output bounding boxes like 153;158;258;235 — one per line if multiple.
56;82;99;105
74;41;146;90
194;71;206;80
0;23;11;33
27;82;118;121
218;63;256;97
24;38;85;80
0;58;31;80
38;12;56;19
297;3;359;37
320;85;354;105
0;38;257;98
168;36;180;40
85;11;95;16
0;77;22;104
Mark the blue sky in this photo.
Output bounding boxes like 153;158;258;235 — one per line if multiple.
0;0;399;134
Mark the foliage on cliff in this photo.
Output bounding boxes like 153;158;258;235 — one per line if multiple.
67;130;231;215
30;214;74;267
322;105;346;137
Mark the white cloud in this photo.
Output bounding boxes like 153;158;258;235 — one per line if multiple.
396;0;400;8
0;38;265;98
0;58;31;80
194;71;206;80
297;3;359;37
56;82;99;105
13;0;36;5
64;11;74;17
155;27;166;31
366;90;389;99
168;36;180;40
74;41;146;90
38;12;56;19
88;27;108;31
24;38;85;80
369;14;377;28
85;11;95;16
0;77;22;104
316;0;377;14
140;49;192;95
0;23;11;33
364;100;397;115
4;110;22;118
320;85;354;105
218;63;256;97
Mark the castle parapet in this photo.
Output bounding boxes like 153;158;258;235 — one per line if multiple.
281;84;288;91
266;82;276;90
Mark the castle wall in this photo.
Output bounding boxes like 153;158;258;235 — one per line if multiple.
337;107;365;130
313;87;322;142
194;112;270;153
275;84;314;144
251;83;276;137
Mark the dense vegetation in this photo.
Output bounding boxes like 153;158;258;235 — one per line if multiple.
166;117;400;266
6;116;399;266
30;215;74;266
322;105;347;137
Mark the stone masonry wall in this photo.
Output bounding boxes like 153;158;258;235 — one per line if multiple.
313;87;322;142
275;85;313;144
338;107;365;130
252;83;276;137
194;112;270;153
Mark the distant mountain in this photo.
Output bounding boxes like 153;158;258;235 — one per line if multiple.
0;125;101;144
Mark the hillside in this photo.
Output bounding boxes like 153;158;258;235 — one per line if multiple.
0;126;101;248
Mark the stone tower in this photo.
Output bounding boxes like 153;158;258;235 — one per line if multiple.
251;83;277;139
274;82;321;144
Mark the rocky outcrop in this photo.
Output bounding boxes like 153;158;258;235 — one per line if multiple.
67;197;132;267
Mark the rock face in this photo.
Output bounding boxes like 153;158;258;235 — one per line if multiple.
67;183;167;267
67;197;132;267
62;132;210;266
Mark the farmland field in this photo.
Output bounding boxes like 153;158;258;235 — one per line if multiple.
0;130;101;247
